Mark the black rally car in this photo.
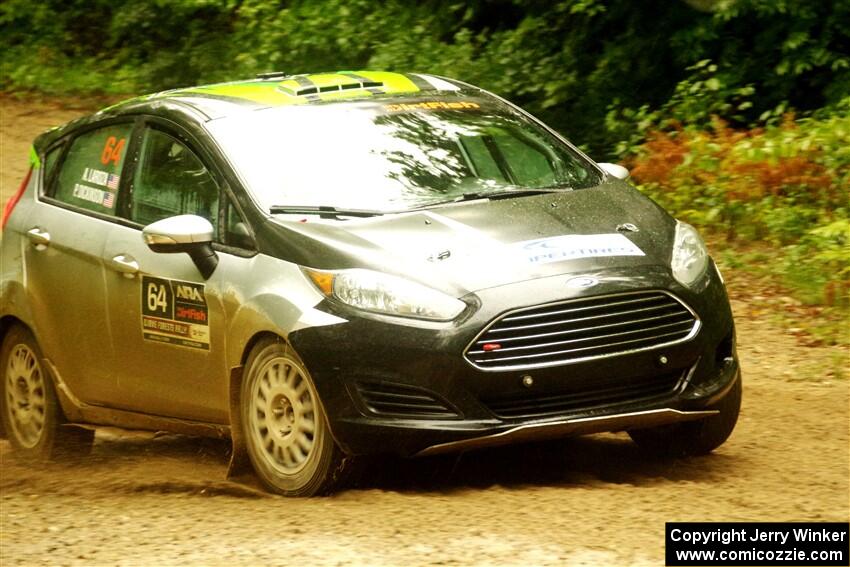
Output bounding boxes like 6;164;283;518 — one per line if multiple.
0;71;740;495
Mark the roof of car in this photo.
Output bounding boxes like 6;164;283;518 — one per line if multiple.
100;71;468;121
32;71;478;151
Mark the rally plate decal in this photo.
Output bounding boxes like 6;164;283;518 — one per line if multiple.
141;276;210;350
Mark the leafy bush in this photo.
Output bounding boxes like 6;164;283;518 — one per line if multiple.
784;220;850;307
627;104;850;308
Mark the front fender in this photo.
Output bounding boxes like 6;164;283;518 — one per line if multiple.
220;253;348;372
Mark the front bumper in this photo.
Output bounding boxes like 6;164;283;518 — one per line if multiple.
289;264;739;457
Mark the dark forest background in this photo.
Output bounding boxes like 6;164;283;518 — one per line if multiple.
2;0;847;155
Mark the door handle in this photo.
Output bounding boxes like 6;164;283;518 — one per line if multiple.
109;254;140;278
26;227;51;248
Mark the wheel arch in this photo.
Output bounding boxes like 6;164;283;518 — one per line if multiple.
0;316;79;438
226;329;352;482
0;316;30;439
226;330;285;480
0;315;23;347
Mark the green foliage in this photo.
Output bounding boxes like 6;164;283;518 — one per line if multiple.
604;59;759;158
783;220;850;307
0;0;238;94
629;105;850;312
3;1;848;158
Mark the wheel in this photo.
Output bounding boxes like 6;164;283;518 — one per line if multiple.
240;337;354;496
0;324;94;460
629;374;741;457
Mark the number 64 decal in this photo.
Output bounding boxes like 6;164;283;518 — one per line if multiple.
100;136;125;166
147;281;169;314
140;276;210;350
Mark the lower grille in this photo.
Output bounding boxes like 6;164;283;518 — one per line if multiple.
466;290;699;371
355;382;459;419
482;370;684;419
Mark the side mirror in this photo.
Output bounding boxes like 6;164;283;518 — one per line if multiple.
598;162;630;181
142;215;219;279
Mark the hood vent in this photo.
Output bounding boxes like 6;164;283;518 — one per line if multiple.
278;80;384;97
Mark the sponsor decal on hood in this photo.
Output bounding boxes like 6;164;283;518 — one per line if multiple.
516;233;645;265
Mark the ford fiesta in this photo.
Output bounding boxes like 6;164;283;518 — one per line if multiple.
0;71;740;496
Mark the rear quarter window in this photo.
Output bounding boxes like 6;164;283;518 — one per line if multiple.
53;124;133;215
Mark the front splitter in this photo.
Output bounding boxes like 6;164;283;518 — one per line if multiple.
414;408;718;456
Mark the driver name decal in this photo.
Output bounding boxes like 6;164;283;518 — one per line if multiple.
141;276;209;350
517;233;645;264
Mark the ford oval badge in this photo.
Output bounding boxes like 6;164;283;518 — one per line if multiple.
566;276;599;289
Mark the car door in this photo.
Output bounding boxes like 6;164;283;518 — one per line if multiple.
100;122;253;423
22;121;135;405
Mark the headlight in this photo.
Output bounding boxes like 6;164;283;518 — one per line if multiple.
671;222;709;287
304;268;466;321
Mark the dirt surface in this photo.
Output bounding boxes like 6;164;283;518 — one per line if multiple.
1;96;848;566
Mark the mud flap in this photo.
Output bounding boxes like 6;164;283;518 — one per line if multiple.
226;366;254;480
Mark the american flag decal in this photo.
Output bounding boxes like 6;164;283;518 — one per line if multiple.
102;191;115;208
106;173;120;190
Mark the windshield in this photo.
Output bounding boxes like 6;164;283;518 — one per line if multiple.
208;96;602;213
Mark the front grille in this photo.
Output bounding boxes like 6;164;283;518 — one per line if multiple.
482;370;684;419
466;290;698;370
355;382;459;419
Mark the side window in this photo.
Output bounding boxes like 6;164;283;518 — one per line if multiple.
130;128;219;232
54;124;132;215
494;133;557;186
458;130;556;187
222;197;255;250
459;136;507;183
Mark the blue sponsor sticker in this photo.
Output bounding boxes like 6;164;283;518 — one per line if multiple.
516;233;645;265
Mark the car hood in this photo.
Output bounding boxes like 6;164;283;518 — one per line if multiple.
265;181;677;295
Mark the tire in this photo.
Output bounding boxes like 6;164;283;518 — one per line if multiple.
629;374;741;458
240;337;355;496
0;324;94;460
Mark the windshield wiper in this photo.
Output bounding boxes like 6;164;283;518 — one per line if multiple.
271;187;570;218
269;205;387;218
415;187;569;209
